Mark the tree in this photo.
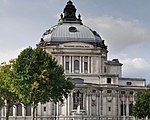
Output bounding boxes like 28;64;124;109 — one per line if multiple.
11;47;74;120
0;61;19;120
133;90;150;119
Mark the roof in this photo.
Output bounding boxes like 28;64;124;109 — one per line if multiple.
38;0;107;49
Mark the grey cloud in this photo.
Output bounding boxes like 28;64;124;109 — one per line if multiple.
84;16;150;53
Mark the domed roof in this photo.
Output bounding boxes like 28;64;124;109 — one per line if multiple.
38;0;107;49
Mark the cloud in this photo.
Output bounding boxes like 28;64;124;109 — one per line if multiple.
0;48;25;63
83;16;150;53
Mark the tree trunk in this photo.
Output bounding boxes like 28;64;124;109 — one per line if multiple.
32;105;36;120
6;104;10;120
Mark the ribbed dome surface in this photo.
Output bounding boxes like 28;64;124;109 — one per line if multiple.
42;23;103;46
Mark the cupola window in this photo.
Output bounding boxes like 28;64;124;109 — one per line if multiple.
69;26;77;32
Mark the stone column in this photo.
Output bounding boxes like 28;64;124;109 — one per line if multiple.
68;94;71;116
126;96;129;117
83;56;85;73
86;94;89;116
69;56;71;73
79;56;82;73
64;56;66;73
72;56;74;73
88;56;90;74
100;90;103;117
97;95;99;116
91;57;93;74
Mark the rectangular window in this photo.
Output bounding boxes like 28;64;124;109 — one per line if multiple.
73;92;83;110
44;106;46;112
84;62;88;72
108;107;111;111
107;78;111;84
65;61;69;71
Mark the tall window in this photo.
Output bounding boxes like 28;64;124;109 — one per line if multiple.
84;56;88;73
25;104;31;116
65;56;69;72
120;103;126;116
104;66;107;73
74;60;79;72
84;62;88;72
73;91;83;109
16;103;22;116
65;61;69;71
129;102;133;116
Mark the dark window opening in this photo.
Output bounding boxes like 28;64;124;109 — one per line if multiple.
108;107;111;111
107;78;111;84
107;90;112;93
84;62;88;72
126;82;132;85
120;103;126;116
129;91;133;95
104;66;107;73
44;106;46;112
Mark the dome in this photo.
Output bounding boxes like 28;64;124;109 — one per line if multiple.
38;0;107;49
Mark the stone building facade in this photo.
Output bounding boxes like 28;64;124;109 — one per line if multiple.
0;0;147;120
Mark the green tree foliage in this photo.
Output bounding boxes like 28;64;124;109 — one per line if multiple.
0;61;19;120
11;47;74;120
133;90;150;119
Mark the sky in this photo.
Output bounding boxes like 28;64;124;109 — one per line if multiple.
0;0;150;83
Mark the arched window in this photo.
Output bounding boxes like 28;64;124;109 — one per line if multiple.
16;103;22;116
74;60;79;72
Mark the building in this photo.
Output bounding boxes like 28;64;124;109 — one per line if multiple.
0;0;147;120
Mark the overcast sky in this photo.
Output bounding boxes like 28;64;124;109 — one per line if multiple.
0;0;150;83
